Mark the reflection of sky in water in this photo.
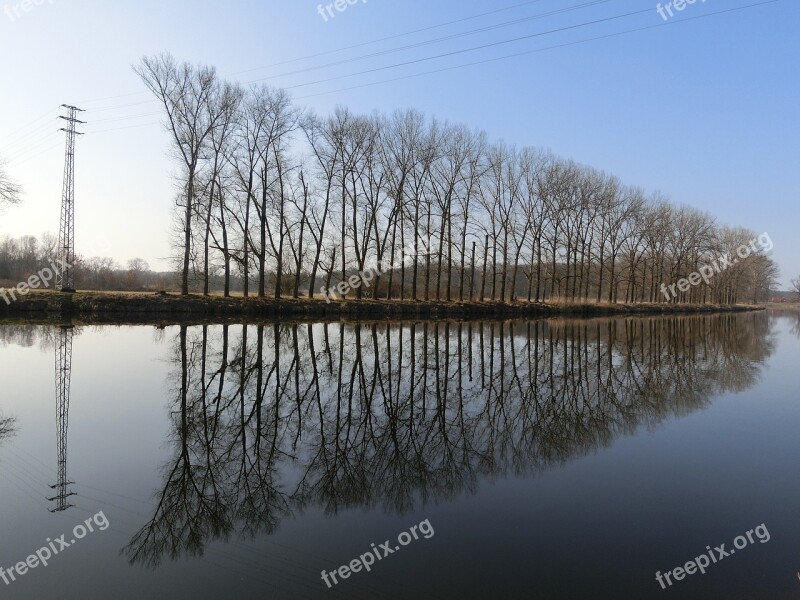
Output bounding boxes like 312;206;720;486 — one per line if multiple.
0;312;797;599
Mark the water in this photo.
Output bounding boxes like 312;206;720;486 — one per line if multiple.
0;312;798;599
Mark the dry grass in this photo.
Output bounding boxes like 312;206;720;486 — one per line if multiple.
766;303;800;310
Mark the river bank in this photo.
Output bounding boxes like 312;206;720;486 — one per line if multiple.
0;290;765;325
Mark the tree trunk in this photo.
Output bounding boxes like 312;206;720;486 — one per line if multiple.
182;167;196;295
469;241;476;300
480;235;489;301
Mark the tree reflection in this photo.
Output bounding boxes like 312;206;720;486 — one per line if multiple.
0;324;57;351
0;414;16;444
125;313;772;566
769;308;800;338
125;325;293;567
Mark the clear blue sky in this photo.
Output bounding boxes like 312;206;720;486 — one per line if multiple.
0;0;797;285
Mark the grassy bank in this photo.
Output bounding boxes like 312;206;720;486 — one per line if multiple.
0;290;765;325
766;303;800;310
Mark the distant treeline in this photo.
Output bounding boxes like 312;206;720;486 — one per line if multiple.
0;232;313;294
0;233;171;291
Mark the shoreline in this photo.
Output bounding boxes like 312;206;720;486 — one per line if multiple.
0;291;765;325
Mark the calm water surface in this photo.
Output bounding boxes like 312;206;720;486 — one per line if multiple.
1;311;799;599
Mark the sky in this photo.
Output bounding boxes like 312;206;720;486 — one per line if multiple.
0;0;797;285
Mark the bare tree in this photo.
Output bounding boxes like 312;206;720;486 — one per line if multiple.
135;54;225;295
0;415;16;441
199;83;241;296
302;112;340;299
0;158;22;208
381;110;423;300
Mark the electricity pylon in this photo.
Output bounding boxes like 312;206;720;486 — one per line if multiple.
56;105;84;293
49;326;75;512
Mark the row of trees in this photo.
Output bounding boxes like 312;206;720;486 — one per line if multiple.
133;54;772;304
0;59;782;304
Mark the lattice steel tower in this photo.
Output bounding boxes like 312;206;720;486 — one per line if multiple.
49;326;75;512
56;105;84;293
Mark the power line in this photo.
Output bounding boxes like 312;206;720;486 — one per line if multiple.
268;6;655;90
7;0;782;147
75;0;613;106
0;117;64;156
75;0;558;104
0;106;59;141
87;99;158;113
69;1;622;119
83;121;161;135
8;142;63;166
2;116;59;148
89;111;161;124
296;0;782;100
2;102;157;147
234;0;557;76
4;128;61;156
240;0;615;82
8;131;63;163
78;90;150;105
